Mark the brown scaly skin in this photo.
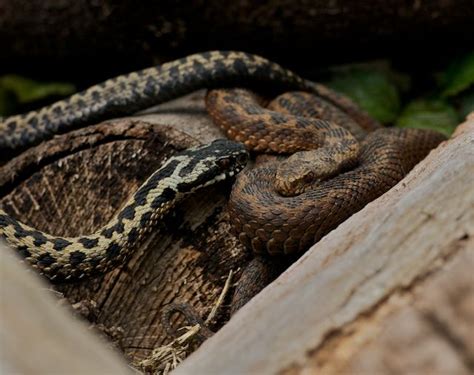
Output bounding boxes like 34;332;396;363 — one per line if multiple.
229;128;445;255
205;88;446;255
206;89;360;195
267;91;367;141
0;50;377;283
0;49;444;290
230;256;287;315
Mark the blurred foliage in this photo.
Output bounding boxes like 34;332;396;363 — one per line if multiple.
325;51;473;135
326;68;401;123
458;89;474;118
0;75;75;116
439;51;474;97
395;99;458;137
0;86;14;116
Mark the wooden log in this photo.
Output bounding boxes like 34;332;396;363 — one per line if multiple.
0;92;249;366
1;93;472;373
174;116;474;374
0;242;132;374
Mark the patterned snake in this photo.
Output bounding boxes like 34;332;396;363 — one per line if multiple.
0;51;377;153
0;51;445;281
205;89;446;255
0;140;247;281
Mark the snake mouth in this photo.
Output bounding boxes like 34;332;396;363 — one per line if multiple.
225;164;245;180
201;165;245;189
273;176;308;197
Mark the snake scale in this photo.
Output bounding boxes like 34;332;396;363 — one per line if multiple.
0;140;247;281
206;89;445;254
0;50;445;281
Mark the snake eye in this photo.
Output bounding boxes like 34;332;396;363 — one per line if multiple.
217;158;231;169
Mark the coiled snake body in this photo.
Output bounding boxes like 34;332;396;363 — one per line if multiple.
206;89;446;255
0;51;445;281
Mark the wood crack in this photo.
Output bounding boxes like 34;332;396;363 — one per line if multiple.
422;311;474;372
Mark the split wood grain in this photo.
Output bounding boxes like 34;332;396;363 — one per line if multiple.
0;244;133;374
175;116;474;374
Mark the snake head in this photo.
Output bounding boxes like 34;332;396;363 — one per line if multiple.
210;139;249;177
274;150;338;196
275;159;319;196
177;139;249;192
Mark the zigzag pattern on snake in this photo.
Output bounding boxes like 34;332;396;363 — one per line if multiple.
0;50;377;153
0;51;445;281
205;88;446;255
0;140;247;281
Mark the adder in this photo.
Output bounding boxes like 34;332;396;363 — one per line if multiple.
0;51;445;283
205;89;445;255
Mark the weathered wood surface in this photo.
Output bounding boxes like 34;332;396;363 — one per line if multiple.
0;242;133;374
175;116;474;374
0;92;250;366
1;92;472;373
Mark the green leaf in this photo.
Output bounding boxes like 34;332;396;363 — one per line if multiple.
0;75;75;104
396;99;459;136
440;52;474;97
459;89;474;119
326;69;401;123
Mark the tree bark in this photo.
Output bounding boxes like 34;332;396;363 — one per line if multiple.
175;115;474;374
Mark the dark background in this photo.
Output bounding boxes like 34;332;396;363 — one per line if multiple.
1;0;473;85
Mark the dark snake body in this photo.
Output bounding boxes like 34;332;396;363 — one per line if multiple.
0;51;377;153
0;140;247;281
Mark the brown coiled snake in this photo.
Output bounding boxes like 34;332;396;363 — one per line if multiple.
206;89;445;255
0;51;445;282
